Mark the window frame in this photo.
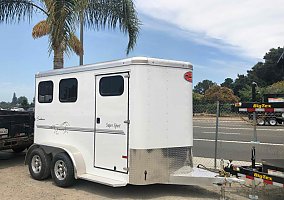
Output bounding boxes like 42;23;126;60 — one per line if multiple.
99;75;124;97
38;81;54;103
59;78;78;103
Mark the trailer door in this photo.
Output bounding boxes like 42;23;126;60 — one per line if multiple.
94;72;129;173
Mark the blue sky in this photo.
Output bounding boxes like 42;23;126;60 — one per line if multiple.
1;0;283;102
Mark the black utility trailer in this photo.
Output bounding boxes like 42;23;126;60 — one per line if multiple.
225;158;284;188
232;94;284;126
0;110;34;152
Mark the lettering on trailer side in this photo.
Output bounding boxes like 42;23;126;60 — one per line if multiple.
106;123;121;129
253;173;273;181
253;104;272;109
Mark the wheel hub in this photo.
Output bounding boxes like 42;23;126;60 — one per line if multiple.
54;160;67;180
31;155;42;174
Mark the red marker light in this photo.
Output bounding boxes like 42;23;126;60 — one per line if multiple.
184;71;192;83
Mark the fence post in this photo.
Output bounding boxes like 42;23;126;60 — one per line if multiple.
214;101;220;169
250;82;259;200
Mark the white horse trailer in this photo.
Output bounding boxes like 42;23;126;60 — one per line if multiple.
25;57;236;189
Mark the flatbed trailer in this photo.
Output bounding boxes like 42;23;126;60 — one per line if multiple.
233;101;284;125
225;159;284;188
0;110;34;152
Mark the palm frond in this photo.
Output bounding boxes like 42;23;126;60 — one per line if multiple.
68;33;83;56
47;0;79;54
118;0;140;54
32;20;50;38
85;0;140;54
0;0;47;23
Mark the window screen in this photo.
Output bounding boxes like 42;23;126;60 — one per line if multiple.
99;75;124;96
59;78;78;102
38;81;53;103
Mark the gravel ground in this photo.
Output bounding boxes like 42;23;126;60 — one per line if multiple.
1;150;284;200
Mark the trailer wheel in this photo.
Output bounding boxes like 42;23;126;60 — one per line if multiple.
51;153;75;187
269;118;277;126
12;146;27;153
28;148;51;180
257;118;265;126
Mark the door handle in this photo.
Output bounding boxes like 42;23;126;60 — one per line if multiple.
97;118;100;124
124;120;130;124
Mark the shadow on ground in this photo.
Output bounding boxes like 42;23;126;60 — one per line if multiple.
73;180;221;199
0;150;26;169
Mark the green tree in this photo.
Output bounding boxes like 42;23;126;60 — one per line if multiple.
238;84;263;102
193;80;216;95
232;74;251;96
245;47;284;87
204;85;239;103
193;92;204;104
0;0;140;69
30;97;35;107
17;96;29;105
230;47;284;97
11;92;17;105
221;78;234;89
18;96;29;109
264;81;284;94
0;101;11;109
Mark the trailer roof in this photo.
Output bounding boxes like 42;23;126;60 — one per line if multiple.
36;57;193;78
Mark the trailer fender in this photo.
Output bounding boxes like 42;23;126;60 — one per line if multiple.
25;143;86;179
25;144;40;165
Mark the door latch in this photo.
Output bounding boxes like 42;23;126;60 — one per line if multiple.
124;120;130;124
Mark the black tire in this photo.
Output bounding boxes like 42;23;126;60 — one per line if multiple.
257;118;265;126
269;118;277;126
28;148;51;180
51;152;75;187
12;146;27;153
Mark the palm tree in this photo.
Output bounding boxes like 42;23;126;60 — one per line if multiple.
0;0;140;69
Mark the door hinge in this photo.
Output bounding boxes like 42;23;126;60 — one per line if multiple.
124;74;130;78
124;120;130;124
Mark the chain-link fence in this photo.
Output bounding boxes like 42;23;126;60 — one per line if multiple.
193;101;284;170
193;102;237;117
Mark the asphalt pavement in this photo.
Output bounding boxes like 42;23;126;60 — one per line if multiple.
193;117;284;162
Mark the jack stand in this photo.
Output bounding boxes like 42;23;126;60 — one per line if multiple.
249;178;258;200
249;147;258;200
220;185;226;200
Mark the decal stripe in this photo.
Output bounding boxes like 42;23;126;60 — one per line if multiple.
37;125;94;132
246;175;254;180
37;125;125;135
96;129;125;135
238;108;284;112
264;179;273;185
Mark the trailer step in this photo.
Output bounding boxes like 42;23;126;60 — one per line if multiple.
79;174;127;187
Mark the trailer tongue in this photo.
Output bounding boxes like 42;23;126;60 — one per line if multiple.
170;166;241;187
225;159;284;188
